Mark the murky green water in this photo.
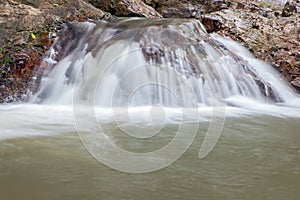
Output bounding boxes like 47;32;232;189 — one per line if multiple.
1;116;299;200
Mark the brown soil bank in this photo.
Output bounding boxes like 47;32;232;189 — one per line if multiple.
0;0;299;103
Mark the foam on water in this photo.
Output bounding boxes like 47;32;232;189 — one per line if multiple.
1;102;300;141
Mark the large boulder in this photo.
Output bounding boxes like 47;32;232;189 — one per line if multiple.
88;0;162;18
143;0;229;18
88;0;229;19
0;0;106;103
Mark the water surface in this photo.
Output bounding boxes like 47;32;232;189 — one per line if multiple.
1;107;299;199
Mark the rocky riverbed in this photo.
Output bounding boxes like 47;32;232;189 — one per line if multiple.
0;0;299;103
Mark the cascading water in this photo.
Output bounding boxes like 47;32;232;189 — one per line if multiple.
0;17;300;139
30;18;299;110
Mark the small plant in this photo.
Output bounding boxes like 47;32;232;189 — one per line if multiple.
2;57;10;65
53;3;59;7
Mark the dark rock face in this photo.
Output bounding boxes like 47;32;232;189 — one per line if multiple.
142;0;229;18
282;0;297;17
200;16;223;32
88;0;229;19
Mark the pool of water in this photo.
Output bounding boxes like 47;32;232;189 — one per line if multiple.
0;105;299;199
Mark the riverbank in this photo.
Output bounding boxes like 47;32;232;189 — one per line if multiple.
202;0;300;92
0;0;299;103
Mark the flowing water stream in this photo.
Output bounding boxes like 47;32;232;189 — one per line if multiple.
0;18;300;199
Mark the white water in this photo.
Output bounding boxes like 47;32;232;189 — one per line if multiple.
32;19;299;106
1;18;300;141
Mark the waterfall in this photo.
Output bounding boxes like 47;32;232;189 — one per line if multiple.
30;18;299;110
1;18;300;162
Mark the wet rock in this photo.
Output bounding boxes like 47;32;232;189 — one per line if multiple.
88;0;162;18
291;78;300;92
142;0;229;17
116;0;162;18
158;3;204;18
282;0;297;17
201;15;223;33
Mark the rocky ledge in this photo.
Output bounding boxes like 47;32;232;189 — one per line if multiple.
0;0;299;103
0;0;108;102
201;0;300;92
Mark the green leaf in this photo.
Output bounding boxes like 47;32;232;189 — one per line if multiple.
2;57;10;65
